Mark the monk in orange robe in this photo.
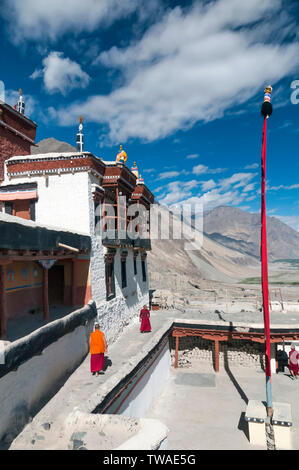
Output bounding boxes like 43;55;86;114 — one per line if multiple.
89;322;107;376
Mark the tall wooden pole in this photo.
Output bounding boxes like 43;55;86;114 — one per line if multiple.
261;115;273;417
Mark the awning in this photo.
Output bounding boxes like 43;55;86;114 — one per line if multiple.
0;189;38;201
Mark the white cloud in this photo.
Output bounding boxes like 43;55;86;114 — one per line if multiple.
219;172;257;190
245;163;259;170
55;0;299;144
157;176;248;210
2;0;140;42
186;154;199;159
242;182;256;193
201;179;217;191
268;183;299;191
156;171;180;181
193;164;225;176
31;51;90;95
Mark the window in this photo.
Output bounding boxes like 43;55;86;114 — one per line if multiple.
94;201;101;236
142;260;146;282
4;202;13;215
120;250;128;289
4;200;36;221
105;258;115;300
121;258;127;288
133;256;137;275
105;249;116;300
30;200;36;221
0;183;38;221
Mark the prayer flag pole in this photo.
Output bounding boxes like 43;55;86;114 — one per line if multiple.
260;85;273;420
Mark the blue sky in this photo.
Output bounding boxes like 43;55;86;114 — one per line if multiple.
1;0;299;230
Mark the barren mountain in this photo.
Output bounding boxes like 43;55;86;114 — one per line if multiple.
203;206;299;261
28;139;298;291
148;205;260;291
31;138;76;155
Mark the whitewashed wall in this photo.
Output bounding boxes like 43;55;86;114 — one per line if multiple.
3;172;91;235
112;341;170;418
0;308;95;443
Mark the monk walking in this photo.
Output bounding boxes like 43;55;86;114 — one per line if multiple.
89;322;107;376
139;305;151;333
289;343;299;380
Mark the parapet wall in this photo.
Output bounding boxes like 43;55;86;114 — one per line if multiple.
0;301;97;444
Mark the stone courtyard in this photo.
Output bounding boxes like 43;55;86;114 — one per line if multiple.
7;306;299;450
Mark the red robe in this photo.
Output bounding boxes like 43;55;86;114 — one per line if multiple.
140;309;151;332
289;349;299;375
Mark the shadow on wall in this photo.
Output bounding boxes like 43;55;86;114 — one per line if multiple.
112;257;149;310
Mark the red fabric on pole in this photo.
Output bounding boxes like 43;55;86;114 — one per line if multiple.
261;117;271;378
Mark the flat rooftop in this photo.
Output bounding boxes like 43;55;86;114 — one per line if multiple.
9;307;299;450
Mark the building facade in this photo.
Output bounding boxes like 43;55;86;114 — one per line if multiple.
0;97;154;342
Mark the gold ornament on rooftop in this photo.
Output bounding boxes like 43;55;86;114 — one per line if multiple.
116;144;127;163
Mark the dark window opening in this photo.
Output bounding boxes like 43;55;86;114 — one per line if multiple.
4;202;13;215
133;257;137;275
142;260;146;282
106;261;115;301
30;200;36;221
121;259;127;288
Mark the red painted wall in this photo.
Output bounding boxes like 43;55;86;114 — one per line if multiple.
0;126;32;181
0;104;37;182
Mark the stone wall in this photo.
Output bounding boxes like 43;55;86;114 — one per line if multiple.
169;336;265;370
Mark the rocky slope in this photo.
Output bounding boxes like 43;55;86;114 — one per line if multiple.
203;206;299;261
31;138;76;155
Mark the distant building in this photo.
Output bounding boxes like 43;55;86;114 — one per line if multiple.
0;93;154;342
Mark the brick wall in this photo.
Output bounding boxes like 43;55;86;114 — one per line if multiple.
0;126;31;181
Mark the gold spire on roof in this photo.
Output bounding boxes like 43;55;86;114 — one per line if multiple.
116;144;127;163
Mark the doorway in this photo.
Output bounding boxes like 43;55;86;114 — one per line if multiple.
48;265;65;306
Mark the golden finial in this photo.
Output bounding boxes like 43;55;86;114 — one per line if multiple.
19;88;22;96
79;115;84;123
116;144;127;163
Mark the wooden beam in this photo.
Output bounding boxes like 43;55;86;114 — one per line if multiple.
0;254;76;262
214;339;220;373
72;259;77;307
0;265;7;339
58;243;79;253
174;336;179;369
